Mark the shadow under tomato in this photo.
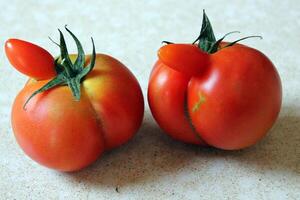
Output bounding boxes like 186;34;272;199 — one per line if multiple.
62;105;299;188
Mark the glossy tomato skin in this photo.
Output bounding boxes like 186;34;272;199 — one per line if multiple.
148;60;206;145
158;44;208;76
12;54;144;171
5;39;56;80
12;81;105;171
149;43;281;150
188;44;282;150
83;54;144;150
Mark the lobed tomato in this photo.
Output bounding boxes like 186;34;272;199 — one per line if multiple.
148;12;282;150
8;28;144;171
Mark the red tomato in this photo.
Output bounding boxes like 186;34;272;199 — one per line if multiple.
148;60;206;145
148;10;282;152
149;42;281;150
5;39;56;80
12;54;144;171
8;28;144;171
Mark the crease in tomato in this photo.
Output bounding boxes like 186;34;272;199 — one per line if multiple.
183;92;207;145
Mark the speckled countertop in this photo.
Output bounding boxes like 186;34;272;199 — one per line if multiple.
0;0;299;199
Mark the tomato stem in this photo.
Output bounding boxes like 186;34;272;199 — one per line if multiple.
23;27;96;109
192;9;216;51
206;31;240;53
162;10;262;54
192;10;262;54
48;36;60;47
219;35;263;50
162;41;174;45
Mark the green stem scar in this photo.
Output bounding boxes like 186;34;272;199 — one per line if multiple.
192;93;206;113
23;26;96;109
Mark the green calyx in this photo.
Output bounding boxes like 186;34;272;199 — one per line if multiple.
23;26;96;109
192;10;262;54
162;10;262;54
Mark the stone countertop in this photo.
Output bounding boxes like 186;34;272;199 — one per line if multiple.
0;0;299;199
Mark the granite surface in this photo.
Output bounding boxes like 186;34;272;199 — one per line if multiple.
0;0;299;199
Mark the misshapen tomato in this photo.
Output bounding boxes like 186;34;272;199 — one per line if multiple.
148;12;281;150
187;43;281;149
5;39;56;80
9;28;144;171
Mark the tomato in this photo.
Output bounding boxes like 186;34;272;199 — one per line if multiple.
5;39;56;80
9;28;144;171
148;12;282;150
148;61;206;145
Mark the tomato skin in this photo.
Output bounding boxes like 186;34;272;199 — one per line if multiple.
188;44;282;149
12;82;105;171
5;39;56;80
83;54;144;150
158;44;208;76
12;54;144;171
148;60;206;145
149;43;282;150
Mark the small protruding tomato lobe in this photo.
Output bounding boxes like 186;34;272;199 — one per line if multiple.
5;39;56;80
158;44;209;77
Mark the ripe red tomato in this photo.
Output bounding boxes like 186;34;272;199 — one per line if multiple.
5;39;56;80
148;13;282;150
148;61;207;145
8;29;144;171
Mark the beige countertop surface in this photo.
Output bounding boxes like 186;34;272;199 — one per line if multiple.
0;0;299;199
